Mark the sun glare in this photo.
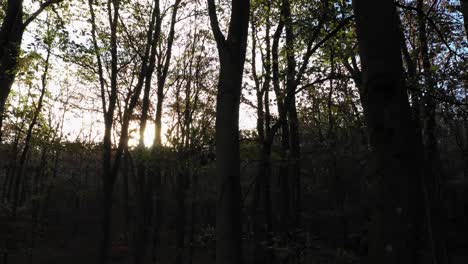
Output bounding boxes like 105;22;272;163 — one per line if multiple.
128;121;168;148
143;124;156;147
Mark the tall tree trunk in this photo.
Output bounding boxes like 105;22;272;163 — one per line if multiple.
214;57;244;264
0;0;24;141
92;0;120;262
352;0;424;263
283;0;302;229
132;1;161;263
271;17;290;234
250;10;273;263
207;0;250;263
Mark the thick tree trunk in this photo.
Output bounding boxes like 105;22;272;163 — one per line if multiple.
207;0;249;263
0;0;24;141
215;60;244;264
353;0;424;263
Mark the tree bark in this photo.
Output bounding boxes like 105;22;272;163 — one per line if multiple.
207;0;250;263
352;0;424;263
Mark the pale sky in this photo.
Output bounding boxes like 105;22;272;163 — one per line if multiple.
13;0;258;146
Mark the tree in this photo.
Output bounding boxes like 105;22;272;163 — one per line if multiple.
87;0;162;262
352;0;424;263
249;1;273;262
0;0;63;141
12;13;55;216
207;0;250;263
154;0;181;147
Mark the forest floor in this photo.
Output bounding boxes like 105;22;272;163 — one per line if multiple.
2;198;468;264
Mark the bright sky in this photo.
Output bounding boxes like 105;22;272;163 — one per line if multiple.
13;0;258;147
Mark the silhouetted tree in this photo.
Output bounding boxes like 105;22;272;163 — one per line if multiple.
207;0;250;263
353;0;424;263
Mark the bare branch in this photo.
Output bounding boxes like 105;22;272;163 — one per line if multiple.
24;0;64;27
207;0;226;48
296;16;354;86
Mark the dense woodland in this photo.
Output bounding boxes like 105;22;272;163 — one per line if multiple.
0;0;467;263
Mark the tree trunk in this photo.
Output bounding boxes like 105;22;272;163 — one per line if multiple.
100;181;113;264
154;0;180;147
175;172;187;264
283;0;302;229
250;10;273;263
0;0;24;141
207;0;249;263
215;59;244;264
271;17;290;234
353;0;424;263
122;154;130;242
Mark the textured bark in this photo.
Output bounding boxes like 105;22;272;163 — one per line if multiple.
207;0;250;263
353;0;424;263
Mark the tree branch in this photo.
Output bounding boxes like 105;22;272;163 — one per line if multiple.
24;0;64;28
295;15;354;86
396;2;465;60
207;0;226;48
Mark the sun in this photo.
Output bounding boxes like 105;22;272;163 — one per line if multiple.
143;123;156;147
128;121;168;148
